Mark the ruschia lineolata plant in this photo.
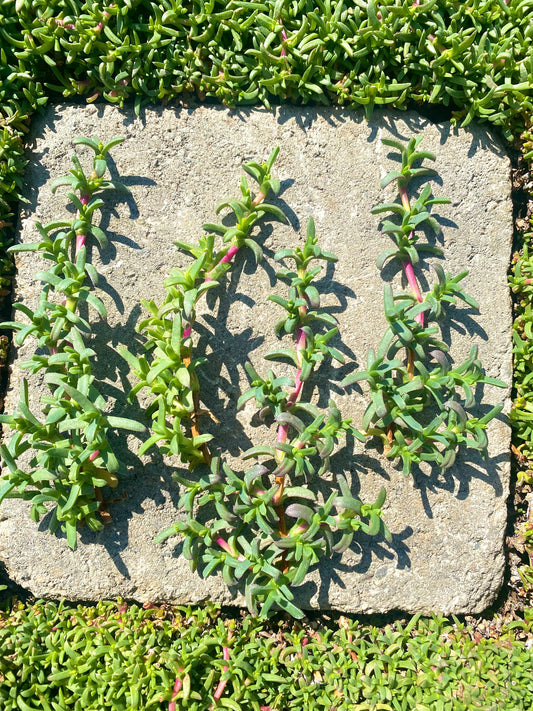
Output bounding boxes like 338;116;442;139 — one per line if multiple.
343;137;505;475
0;136;505;618
0;138;146;549
120;148;287;467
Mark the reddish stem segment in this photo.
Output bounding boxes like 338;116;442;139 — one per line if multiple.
251;191;265;207
398;186;423;319
402;257;424;324
398;184;425;379
220;244;240;265
274;326;305;459
181;191;268;466
168;670;183;711
213;646;230;701
215;536;246;566
75;193;91;256
280;24;288;57
273;293;307;545
275;324;306;454
185;236;237;336
215;536;231;553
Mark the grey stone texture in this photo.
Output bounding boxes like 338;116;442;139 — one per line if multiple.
0;104;512;614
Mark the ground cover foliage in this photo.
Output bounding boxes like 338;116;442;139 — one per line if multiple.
0;599;533;710
1;0;533;707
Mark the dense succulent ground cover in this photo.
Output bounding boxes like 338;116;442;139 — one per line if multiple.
1;0;533;707
0;599;532;710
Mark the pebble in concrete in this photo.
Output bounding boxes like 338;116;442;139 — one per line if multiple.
0;104;512;614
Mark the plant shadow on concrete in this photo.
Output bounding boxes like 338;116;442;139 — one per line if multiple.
135;138;504;617
0;127;510;617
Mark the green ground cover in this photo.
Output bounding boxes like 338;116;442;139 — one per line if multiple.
1;600;533;710
1;0;533;708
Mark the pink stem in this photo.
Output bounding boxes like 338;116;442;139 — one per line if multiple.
213;647;230;701
276;325;306;449
289;326;306;406
276;423;289;448
75;194;90;257
280;22;288;57
168;671;183;711
273;296;308;518
403;256;424;326
75;233;86;254
251;191;266;208
186;244;242;337
219;244;239;265
398;185;425;327
215;536;232;554
215;537;245;561
399;184;410;212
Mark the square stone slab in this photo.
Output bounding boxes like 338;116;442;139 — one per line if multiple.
0;104;512;614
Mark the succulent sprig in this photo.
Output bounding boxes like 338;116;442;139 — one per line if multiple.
243;219;351;518
344;136;505;475
0;128;27;304
0;138;146;549
156;215;390;618
121;148;286;468
510;239;533;462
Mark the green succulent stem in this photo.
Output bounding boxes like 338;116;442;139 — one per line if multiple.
0;137;145;548
130;148;285;471
349;135;505;476
274;267;308;539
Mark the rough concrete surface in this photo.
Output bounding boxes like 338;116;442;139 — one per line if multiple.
0;104;512;614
